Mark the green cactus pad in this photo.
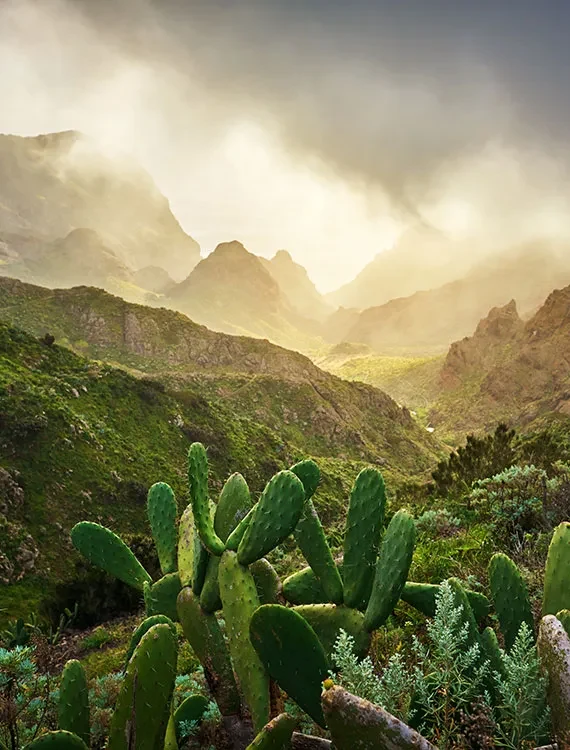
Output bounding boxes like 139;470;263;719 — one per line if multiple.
543;522;570;616
251;558;280;604
322;685;436;750
447;578;481;655
177;586;241;716
178;505;195;587
147;482;178;575
173;695;209;744
225;506;255;551
401;582;490;622
249;604;329;727
237;471;305;566
480;626;506;680
164;712;178;750
24;731;89;749
107;623;178;750
187;442;225;555
58;660;90;746
219;551;270;732
200;474;254;612
143;572;182;622
71;521;151;591
124;614;177;667
291;460;343;605
282;565;329;605
489;552;534;650
293;604;370;661
364;509;416;632
343;468;386;610
245;712;298;750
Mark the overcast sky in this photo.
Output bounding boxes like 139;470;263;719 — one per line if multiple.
2;0;570;291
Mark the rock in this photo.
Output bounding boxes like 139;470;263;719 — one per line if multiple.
537;615;570;743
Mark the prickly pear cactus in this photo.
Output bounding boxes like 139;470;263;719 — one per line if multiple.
488;552;534;650
401;582;490;622
292;603;370;660
291;460;343;605
177;586;241;717
107;623;178;750
237;470;305;566
250;558;280;604
173;695;209;744
24;731;89;749
322;685;436;750
147;482;178;575
480;626;505;679
538;614;570;743
343;468;386;610
58;660;90;747
250;604;329;727
187;442;225;555
124;614;177;667
70;522;151;591
364;509;415;632
245;712;297;750
143;572;182;622
282;564;330;605
543;522;570;616
218;550;270;732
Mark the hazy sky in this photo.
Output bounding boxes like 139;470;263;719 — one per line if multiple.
2;0;570;291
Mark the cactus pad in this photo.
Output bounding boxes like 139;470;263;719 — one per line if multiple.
219;551;270;732
177;586;241;716
293;604;370;660
537;614;570;741
58;660;90;746
124;614;177;667
364;509;415;632
282;565;329;605
250;558;281;604
245;712;297;749
71;521;151;591
488;552;534;650
147;482;178;575
343;468;386;610
322;685;436;749
543;522;570;616
24;732;89;749
144;572;182;622
237;471;305;566
249;604;329;727
173;695;209;743
187;442;225;555
401;581;490;622
107;623;178;750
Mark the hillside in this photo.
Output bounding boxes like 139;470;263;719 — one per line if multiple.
167;240;322;350
431;285;570;438
0;130;200;280
260;249;332;322
342;244;570;354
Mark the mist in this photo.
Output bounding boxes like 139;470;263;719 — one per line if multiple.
2;0;570;292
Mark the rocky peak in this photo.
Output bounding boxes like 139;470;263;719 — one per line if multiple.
472;299;523;340
525;286;570;340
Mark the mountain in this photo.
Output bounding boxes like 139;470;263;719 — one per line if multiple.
431;285;570;436
133;266;175;294
0;130;200;280
167;240;322;350
321;306;361;345
260;250;332;322
342;244;570;354
327;225;477;311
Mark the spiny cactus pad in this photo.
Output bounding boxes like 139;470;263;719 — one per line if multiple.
226;505;255;551
250;604;329;727
250;558;281;604
282;565;330;605
292;604;370;661
147;482;178;575
124;614;177;667
70;521;151;591
401;581;490;622
480;626;505;681
343;468;386;610
322;685;436;750
291;460;343;605
447;578;482;657
543;522;570;616
219;550;270;732
178;505;196;587
143;572;182;622
245;712;298;750
177;586;240;716
58;660;90;747
488;552;534;650
107;623;178;750
364;509;415;632
24;731;89;749
173;695;209;744
187;442;225;555
237;471;305;566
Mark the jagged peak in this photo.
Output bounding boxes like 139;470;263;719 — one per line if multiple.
473;298;522;339
272;249;294;263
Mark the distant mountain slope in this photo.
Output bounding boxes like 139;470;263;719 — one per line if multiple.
167;240;322;350
0;130;200;280
343;245;570;354
431;285;570;436
260;250;332;322
0;276;439;475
